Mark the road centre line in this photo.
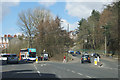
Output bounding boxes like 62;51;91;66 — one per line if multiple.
77;73;83;75
67;69;70;71
71;70;75;73
37;71;41;76
37;71;40;73
86;75;92;78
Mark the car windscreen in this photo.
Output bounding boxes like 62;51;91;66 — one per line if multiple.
29;52;36;58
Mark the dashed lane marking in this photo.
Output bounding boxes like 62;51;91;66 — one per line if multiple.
71;70;75;73
86;75;92;78
37;71;41;76
43;64;46;66
37;71;40;73
41;64;43;67
77;73;83;75
67;69;70;71
35;66;37;70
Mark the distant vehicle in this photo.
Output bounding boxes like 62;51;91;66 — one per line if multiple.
94;53;101;58
91;53;95;57
7;54;19;64
82;52;88;55
20;48;36;61
81;54;91;63
76;51;81;55
44;53;48;61
69;51;74;54
0;54;10;60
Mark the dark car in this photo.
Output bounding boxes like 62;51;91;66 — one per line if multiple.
81;54;91;63
94;53;101;58
76;51;81;55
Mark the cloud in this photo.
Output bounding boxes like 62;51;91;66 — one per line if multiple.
65;0;113;19
38;0;56;7
61;19;78;31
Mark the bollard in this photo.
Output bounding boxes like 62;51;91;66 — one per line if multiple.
36;56;38;63
94;58;97;65
97;56;99;62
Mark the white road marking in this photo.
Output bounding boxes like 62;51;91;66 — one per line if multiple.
35;66;37;70
71;70;75;73
77;73;83;75
67;69;70;71
34;65;35;67
41;64;43;67
43;64;46;66
37;71;41;76
11;65;15;66
86;75;92;78
37;71;40;73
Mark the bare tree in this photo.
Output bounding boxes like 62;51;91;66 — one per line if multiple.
18;9;35;48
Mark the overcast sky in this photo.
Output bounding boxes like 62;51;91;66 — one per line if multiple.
0;0;114;36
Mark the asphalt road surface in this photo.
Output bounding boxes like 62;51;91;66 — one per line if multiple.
1;55;119;79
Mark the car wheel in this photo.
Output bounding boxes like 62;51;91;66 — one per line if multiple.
17;61;19;64
7;61;9;64
81;61;83;63
89;61;91;63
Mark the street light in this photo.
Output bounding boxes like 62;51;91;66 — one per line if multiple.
61;20;69;62
100;26;107;55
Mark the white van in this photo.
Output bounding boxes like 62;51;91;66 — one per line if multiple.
0;54;10;60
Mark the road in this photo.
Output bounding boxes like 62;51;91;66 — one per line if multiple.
1;55;119;79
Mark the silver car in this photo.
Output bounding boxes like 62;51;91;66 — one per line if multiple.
7;54;19;64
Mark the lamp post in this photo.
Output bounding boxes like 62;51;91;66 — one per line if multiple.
101;26;107;55
61;20;69;62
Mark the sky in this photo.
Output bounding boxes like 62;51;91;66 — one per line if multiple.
0;0;114;36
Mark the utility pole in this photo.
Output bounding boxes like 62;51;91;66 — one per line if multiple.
93;23;95;52
105;27;107;55
66;24;69;62
100;25;107;55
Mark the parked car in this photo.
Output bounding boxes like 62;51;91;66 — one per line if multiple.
7;54;19;64
76;51;81;55
0;54;10;60
94;53;101;58
82;52;88;55
44;53;48;61
91;53;96;57
81;54;91;63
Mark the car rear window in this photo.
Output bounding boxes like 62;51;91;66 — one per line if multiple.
10;55;17;57
85;55;89;57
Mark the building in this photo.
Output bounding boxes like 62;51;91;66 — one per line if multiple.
69;29;79;40
0;35;17;49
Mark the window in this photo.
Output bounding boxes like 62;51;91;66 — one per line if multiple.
29;52;36;58
20;49;28;52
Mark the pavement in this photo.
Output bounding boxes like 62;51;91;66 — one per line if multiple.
1;54;119;79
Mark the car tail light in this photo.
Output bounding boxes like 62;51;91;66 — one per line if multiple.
88;57;90;60
81;58;82;60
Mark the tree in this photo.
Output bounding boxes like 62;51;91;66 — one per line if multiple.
18;7;73;58
18;9;36;48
